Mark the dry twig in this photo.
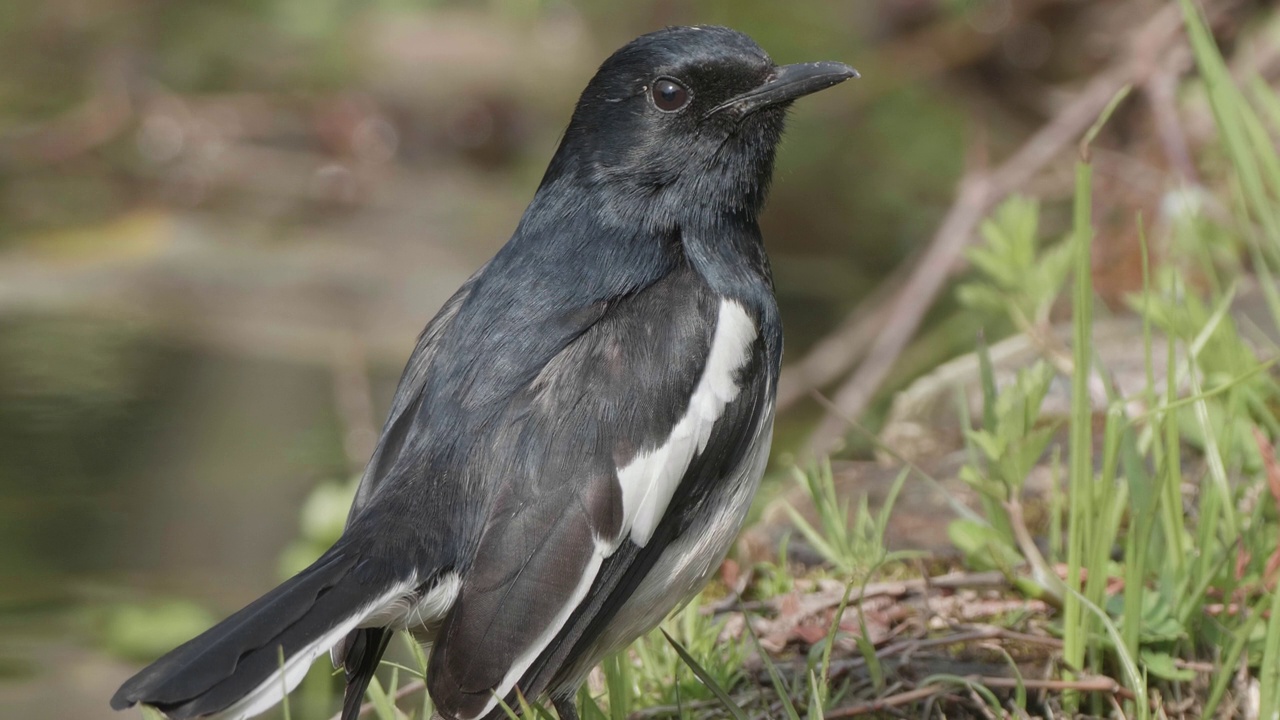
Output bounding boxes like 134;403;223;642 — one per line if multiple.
824;675;1129;718
775;260;910;412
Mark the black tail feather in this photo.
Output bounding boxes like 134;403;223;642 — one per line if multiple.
110;548;398;719
340;628;393;720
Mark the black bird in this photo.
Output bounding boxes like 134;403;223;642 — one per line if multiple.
111;25;856;720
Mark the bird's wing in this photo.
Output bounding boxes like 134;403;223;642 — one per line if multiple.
424;265;776;719
346;264;487;519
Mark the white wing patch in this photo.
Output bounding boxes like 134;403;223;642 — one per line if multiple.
617;298;757;548
556;412;774;691
451;298;757;719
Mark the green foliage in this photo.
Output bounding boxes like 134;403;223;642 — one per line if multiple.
596;653;632;720
277;646;292;720
747;622;804;720
494;688;555;720
946;518;1023;574
366;674;406;720
750;535;796;599
1176;6;1280;720
948;359;1065;600
962;362;1056;502
783;460;908;578
660;630;750;720
1063;156;1097;709
957;196;1072;327
939;9;1280;713
1258;585;1280;720
626;596;747;710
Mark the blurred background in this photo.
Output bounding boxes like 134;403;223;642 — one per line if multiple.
1;0;1275;717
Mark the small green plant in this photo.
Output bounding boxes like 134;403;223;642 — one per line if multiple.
661;630;750;720
750;533;796;599
783;459;909;578
957;195;1072;333
949;358;1066;600
627;595;747;710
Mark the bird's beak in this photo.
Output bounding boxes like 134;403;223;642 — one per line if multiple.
709;61;858;117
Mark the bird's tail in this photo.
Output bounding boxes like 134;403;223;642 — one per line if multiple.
111;548;416;720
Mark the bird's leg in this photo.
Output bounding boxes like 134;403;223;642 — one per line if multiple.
551;695;579;720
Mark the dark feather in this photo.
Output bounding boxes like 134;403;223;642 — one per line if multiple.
527;314;776;698
110;548;396;719
340;628;393;720
423;262;776;718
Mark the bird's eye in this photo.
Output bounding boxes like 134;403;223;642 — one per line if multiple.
651;78;690;112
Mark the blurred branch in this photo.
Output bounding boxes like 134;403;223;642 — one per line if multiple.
0;52;136;167
804;0;1235;457
1144;48;1201;184
775;260;909;413
868;0;1056;95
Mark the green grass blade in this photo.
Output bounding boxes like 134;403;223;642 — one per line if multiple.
602;652;631;720
1082;85;1132;153
1066;587;1149;720
1178;0;1280;243
806;670;825;720
1063;157;1095;693
1258;580;1280;720
367;677;400;720
277;645;291;720
400;631;429;674
816;579;854;705
578;687;608;720
1203;595;1269;718
494;696;521;720
661;629;750;720
918;674;1004;715
744;623;803;720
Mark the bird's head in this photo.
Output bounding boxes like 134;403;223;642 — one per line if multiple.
539;26;857;230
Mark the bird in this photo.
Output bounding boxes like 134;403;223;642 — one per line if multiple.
111;25;856;720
